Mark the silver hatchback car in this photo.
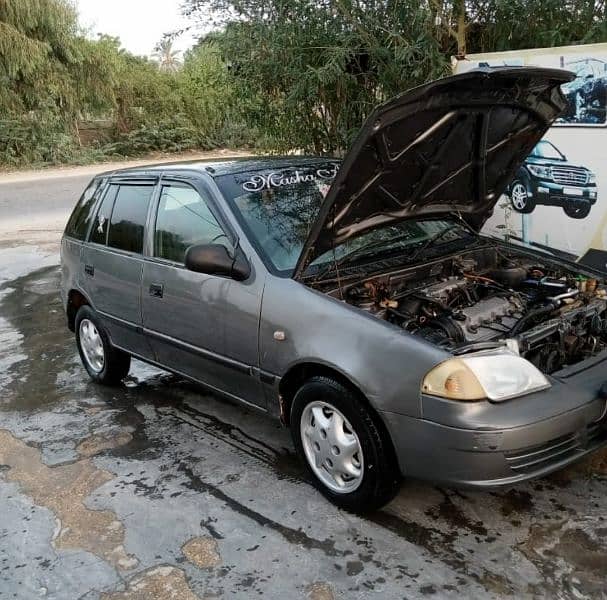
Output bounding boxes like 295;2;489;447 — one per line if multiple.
61;67;607;511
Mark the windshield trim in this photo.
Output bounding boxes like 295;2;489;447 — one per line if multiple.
216;168;332;278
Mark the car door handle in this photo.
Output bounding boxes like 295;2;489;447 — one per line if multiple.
84;264;94;277
149;283;164;298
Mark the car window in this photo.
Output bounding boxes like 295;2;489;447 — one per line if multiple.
64;179;101;240
218;166;469;275
107;184;155;254
90;185;118;245
154;184;227;263
531;141;563;160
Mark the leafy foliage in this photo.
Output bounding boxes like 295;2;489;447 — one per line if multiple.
0;2;249;167
196;1;448;154
2;0;607;166
185;0;607;154
154;37;182;72
431;0;607;55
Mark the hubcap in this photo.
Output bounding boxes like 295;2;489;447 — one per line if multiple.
79;319;105;373
511;183;528;209
300;401;364;493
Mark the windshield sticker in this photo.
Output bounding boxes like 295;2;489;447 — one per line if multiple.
242;165;338;192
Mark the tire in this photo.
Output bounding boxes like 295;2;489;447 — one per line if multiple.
75;305;131;385
509;179;535;213
563;203;591;219
291;376;401;512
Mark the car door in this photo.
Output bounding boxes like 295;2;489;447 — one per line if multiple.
81;178;156;360
141;177;266;409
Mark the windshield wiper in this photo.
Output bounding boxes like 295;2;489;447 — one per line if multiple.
311;233;423;281
336;233;423;268
408;225;472;263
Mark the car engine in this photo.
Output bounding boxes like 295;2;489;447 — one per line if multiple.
327;246;607;374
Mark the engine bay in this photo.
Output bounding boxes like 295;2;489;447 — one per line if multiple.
322;245;607;375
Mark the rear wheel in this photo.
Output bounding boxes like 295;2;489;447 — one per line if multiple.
563;203;591;219
291;376;401;512
75;305;130;385
510;180;535;213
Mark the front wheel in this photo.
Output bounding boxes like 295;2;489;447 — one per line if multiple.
75;305;131;385
563;203;591;219
291;376;401;512
509;180;535;213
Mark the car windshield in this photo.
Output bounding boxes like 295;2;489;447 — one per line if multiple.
218;165;470;276
532;141;564;160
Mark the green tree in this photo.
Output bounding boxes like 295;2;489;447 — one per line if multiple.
179;41;238;144
0;0;122;164
154;37;181;72
429;0;607;56
0;0;117;116
186;0;447;154
184;0;607;154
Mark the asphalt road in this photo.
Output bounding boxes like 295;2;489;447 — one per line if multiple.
0;168;607;599
0;172;90;252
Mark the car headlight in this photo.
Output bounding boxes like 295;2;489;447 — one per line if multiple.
422;350;550;402
527;164;553;180
588;172;596;184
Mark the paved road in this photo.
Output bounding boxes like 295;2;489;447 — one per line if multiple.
0;151;248;245
0;170;606;599
0;172;91;247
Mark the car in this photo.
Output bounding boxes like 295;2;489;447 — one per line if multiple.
60;67;607;512
560;58;607;125
507;139;597;219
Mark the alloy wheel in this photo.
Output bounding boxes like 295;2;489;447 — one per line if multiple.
511;182;528;210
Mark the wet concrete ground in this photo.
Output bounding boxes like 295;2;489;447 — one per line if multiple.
1;174;607;598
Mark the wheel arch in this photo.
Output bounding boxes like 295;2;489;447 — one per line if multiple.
67;289;91;332
514;166;531;186
278;361;399;467
506;167;529;196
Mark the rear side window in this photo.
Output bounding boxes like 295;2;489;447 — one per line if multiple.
64;179;101;240
154;184;228;263
107;184;155;254
90;186;118;245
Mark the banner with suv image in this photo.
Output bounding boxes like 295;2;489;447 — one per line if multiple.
455;42;607;273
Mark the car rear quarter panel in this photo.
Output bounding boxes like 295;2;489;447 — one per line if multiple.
60;237;83;309
259;275;449;417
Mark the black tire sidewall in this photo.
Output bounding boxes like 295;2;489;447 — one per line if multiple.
291;377;399;512
564;204;591;219
75;305;128;384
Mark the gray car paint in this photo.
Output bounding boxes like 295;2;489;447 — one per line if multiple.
80;177;157;360
139;175;267;408
60;68;607;488
293;67;575;277
60;161;607;487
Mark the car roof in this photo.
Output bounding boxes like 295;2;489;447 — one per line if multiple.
95;156;339;180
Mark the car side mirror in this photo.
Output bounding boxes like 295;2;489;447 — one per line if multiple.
185;244;250;281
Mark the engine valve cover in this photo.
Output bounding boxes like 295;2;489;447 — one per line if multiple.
457;296;521;342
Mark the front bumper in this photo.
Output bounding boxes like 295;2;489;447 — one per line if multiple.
382;359;607;487
531;180;597;207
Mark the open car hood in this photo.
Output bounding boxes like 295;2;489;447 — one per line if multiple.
293;67;574;279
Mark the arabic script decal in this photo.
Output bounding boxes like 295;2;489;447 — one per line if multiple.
242;164;338;192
